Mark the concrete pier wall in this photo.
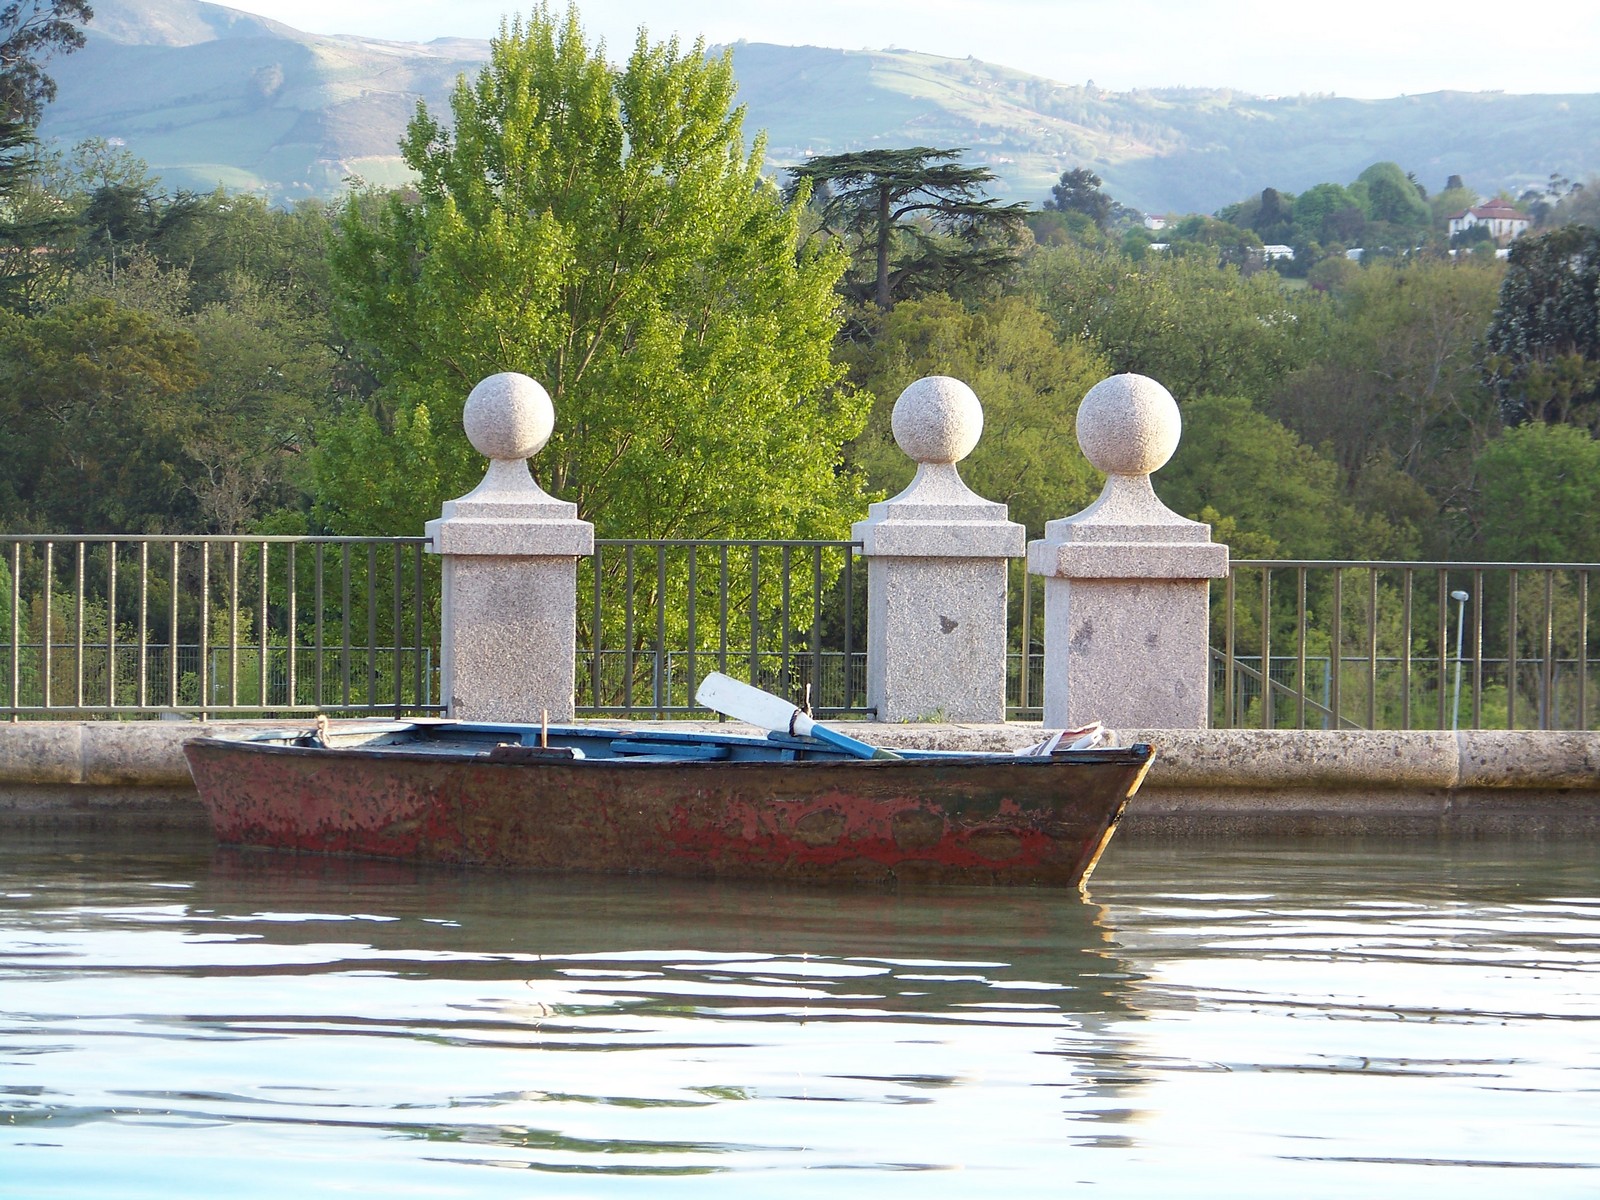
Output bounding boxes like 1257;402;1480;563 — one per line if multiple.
1;720;1595;838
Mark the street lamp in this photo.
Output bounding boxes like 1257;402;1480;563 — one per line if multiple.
1450;589;1470;730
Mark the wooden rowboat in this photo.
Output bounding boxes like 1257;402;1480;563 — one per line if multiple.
182;721;1154;888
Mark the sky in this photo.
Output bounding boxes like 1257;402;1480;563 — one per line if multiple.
214;0;1600;98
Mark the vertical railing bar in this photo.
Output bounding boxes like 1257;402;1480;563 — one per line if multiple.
1507;570;1519;730
749;546;761;688
258;542;270;708
623;543;636;713
655;544;667;716
413;542;425;714
842;546;854;711
1260;565;1273;729
1471;569;1484;730
227;541;240;707
1366;567;1378;729
341;547;352;708
42;542;53;711
315;544;326;713
1295;567;1308;729
286;541;297;711
137;542;149;708
198;543;210;716
780;545;793;701
8;542;21;716
718;545;730;681
1542;569;1555;730
1580;570;1591;730
106;541;118;708
811;544;823;713
1018;559;1031;714
392;543;404;716
1329;567;1343;729
1399;568;1412;730
686;546;698;712
169;542;180;710
74;541;86;709
1437;571;1450;729
590;545;603;709
1223;566;1236;726
366;543;378;712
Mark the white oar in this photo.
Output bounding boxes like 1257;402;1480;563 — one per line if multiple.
695;672;900;760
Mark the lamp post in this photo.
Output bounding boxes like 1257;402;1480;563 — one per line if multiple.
1450;589;1470;730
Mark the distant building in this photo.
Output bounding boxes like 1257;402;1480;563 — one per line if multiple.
1447;202;1531;244
1260;244;1295;262
1143;215;1167;231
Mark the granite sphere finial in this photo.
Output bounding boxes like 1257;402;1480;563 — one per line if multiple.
891;376;984;465
463;373;555;461
1075;373;1181;476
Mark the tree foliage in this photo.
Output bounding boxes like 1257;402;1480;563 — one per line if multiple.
0;0;92;123
1483;224;1600;429
0;296;204;531
1019;242;1311;405
786;147;1028;310
1045;167;1112;230
1473;422;1600;562
321;7;868;541
1270;257;1502;551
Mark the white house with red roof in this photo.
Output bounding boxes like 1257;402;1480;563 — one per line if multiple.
1447;201;1531;244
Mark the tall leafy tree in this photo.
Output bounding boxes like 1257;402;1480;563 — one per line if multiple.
786;147;1027;310
1483;224;1600;429
321;6;867;541
0;296;203;532
1472;422;1600;562
0;0;93;123
1045;167;1113;230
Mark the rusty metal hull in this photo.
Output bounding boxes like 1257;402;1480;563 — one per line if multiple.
183;728;1153;888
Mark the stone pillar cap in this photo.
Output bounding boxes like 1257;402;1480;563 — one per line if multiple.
1029;372;1227;578
427;372;593;556
854;376;1022;557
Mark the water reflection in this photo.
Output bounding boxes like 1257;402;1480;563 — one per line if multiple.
2;831;1597;1197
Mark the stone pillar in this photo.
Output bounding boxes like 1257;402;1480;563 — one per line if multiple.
425;373;594;722
1028;373;1228;730
851;376;1025;723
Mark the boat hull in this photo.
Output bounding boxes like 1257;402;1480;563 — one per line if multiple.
183;731;1152;888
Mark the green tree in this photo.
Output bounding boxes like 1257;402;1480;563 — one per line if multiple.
1270;257;1502;550
1483;224;1600;429
1473;422;1600;562
0;0;92;123
786;146;1028;310
1020;242;1312;406
1292;182;1364;247
1357;162;1431;231
1045;167;1113;230
1159;394;1414;559
0;296;204;531
321;7;868;542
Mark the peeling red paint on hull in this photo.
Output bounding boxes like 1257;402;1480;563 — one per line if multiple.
183;732;1153;888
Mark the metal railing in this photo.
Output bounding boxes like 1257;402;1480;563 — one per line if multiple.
4;537;1597;731
1214;560;1600;731
579;539;867;717
1;535;438;718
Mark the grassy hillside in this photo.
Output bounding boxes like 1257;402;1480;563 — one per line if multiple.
37;0;1600;213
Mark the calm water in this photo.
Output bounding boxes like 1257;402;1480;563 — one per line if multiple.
1;829;1597;1198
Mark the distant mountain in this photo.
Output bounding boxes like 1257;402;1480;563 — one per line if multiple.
39;0;1600;214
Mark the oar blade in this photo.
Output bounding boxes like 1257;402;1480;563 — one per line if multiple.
695;671;801;733
695;672;897;760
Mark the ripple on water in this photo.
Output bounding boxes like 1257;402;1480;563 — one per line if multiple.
0;833;1597;1198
